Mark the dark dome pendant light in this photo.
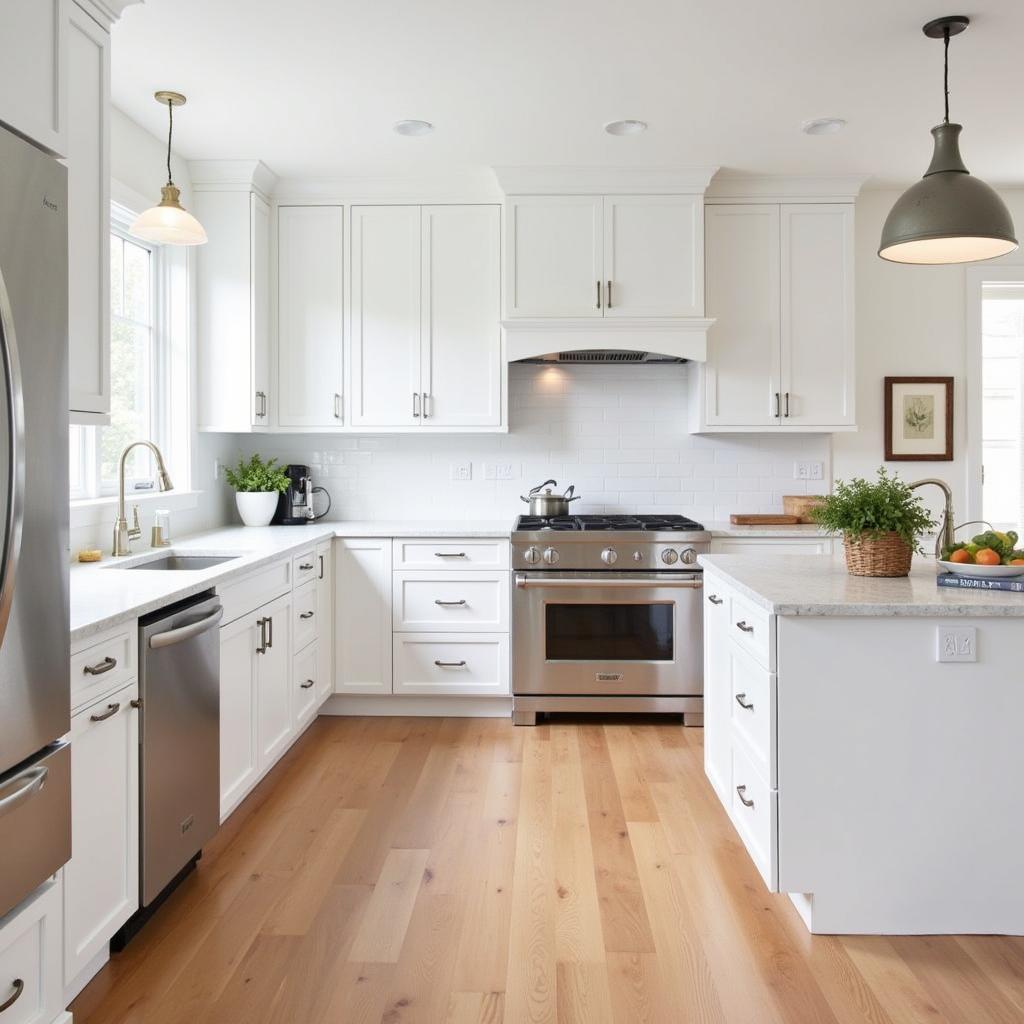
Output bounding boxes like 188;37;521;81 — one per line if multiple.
878;15;1017;265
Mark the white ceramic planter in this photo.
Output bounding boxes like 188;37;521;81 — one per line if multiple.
235;491;279;527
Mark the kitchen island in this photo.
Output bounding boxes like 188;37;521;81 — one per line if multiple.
699;553;1024;935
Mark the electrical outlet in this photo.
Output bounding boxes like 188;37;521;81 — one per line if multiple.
936;626;977;663
793;462;809;480
484;462;518;481
450;461;472;482
808;461;823;481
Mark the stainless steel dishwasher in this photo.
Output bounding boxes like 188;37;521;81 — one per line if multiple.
137;591;222;906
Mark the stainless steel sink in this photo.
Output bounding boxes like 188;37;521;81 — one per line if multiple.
124;555;240;571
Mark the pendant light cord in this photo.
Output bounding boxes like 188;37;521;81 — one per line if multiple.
943;26;950;124
165;99;174;186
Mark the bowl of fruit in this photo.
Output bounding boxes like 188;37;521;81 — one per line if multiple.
939;530;1024;577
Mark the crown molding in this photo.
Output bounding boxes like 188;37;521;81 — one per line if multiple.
705;172;868;204
189;160;278;200
78;0;144;26
272;169;503;204
493;166;719;196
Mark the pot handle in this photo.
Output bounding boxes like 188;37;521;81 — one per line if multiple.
527;479;558;497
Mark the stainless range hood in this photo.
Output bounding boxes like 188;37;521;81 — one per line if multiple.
517;349;687;364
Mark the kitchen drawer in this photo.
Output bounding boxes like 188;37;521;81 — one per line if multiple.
0;879;62;1024
392;572;509;633
730;740;779;892
393;633;510;696
728;645;776;787
292;579;319;651
293;642;318;729
728;590;774;670
218;558;291;625
70;625;136;712
392;538;510;571
292;549;319;588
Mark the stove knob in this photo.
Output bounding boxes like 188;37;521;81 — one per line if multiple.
632;551;644;563
542;547;560;565
680;546;698;565
523;546;541;565
601;547;618;566
661;548;679;565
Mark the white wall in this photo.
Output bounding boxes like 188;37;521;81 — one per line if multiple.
837;189;1024;525
237;364;830;525
69;108;235;554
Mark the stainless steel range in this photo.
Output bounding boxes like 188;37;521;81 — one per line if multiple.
511;514;710;726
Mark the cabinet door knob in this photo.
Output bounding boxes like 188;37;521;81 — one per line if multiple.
773;392;780;418
736;784;755;808
334;393;342;419
606;280;612;308
318;554;325;580
784;392;791;418
412;392;421;418
735;620;755;634
300;679;315;689
734;693;754;711
596;280;602;309
707;595;723;605
300;610;315;620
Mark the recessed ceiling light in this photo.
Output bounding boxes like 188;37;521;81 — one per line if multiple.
802;117;847;136
393;119;434;137
604;119;647;136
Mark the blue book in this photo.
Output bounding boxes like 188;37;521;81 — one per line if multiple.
936;574;1024;593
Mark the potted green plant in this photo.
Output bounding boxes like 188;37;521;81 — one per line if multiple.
224;455;290;527
813;468;937;577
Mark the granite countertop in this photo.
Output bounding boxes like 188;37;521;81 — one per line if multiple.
70;520;513;644
698;553;1024;617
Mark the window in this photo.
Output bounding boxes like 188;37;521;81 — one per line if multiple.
980;283;1024;531
70;205;179;501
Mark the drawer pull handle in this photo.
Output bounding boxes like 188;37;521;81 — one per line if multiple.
90;702;120;723
300;679;315;689
434;552;466;558
707;595;723;605
434;599;467;606
299;562;314;571
0;979;24;1013
735;620;754;634
318;554;325;580
300;611;315;620
736;784;755;808
434;660;467;668
734;693;754;711
83;655;117;675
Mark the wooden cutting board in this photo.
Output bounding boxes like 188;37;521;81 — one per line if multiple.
729;514;802;525
782;494;826;523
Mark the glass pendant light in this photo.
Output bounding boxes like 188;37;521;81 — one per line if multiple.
130;91;207;246
878;16;1016;265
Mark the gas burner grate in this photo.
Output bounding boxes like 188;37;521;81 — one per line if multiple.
513;513;705;533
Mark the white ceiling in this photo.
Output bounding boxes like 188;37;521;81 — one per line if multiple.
111;0;1024;187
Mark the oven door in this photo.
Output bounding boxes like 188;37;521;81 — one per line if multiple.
512;571;703;697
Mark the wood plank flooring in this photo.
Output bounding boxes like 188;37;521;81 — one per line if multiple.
71;716;1024;1024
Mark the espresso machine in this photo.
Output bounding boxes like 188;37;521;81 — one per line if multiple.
272;464;331;525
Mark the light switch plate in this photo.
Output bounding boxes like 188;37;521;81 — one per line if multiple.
484;462;518;481
936;626;977;662
450;461;472;482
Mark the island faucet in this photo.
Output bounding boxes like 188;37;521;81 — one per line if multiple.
112;441;174;556
908;478;955;559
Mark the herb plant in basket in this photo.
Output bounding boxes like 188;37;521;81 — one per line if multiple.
813;468;937;577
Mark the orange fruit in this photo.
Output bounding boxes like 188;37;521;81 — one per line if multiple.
949;548;973;564
1010;558;1024;566
975;548;1001;566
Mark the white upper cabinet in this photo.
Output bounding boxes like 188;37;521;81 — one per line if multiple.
603;195;703;317
0;0;66;155
350;204;504;430
350;205;421;427
421;205;502;428
691;201;855;433
277;205;344;428
193;163;275;432
503;193;704;320
780;204;855;428
504;196;603;317
66;1;110;422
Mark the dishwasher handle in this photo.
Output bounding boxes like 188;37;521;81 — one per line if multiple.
148;606;224;649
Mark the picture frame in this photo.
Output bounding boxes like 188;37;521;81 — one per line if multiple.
884;376;954;461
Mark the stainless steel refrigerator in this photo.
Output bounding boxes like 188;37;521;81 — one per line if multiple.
0;124;71;919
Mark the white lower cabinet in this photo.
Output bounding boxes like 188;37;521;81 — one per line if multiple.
255;592;293;771
64;682;139;992
709;536;833;557
0;879;63;1024
334;538;393;695
218;614;261;820
393;633;509;696
702;585;731;802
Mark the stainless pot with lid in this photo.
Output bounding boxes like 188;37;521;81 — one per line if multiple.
521;479;581;517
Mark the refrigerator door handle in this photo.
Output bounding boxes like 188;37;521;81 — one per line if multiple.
0;263;25;650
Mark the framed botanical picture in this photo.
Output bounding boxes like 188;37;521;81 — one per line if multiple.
884;376;954;461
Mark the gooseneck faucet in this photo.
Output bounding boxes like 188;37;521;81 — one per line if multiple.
112;441;174;556
908;478;955;559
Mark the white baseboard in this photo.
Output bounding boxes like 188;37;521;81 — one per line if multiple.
320;695;513;718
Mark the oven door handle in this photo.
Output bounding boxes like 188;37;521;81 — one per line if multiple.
514;576;702;590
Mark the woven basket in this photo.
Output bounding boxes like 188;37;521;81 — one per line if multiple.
843;532;913;577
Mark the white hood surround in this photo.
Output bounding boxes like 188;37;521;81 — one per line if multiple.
495;166;717;363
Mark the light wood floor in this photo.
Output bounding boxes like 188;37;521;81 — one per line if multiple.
72;716;1024;1024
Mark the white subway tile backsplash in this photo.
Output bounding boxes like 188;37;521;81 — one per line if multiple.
240;364;831;522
